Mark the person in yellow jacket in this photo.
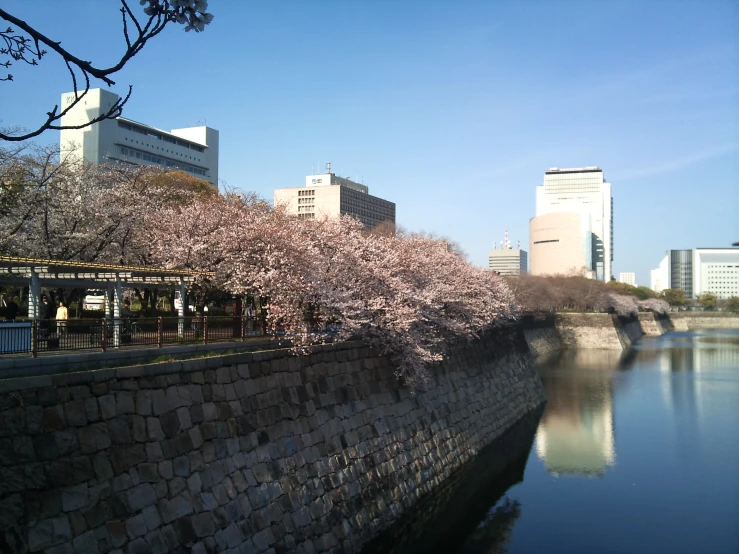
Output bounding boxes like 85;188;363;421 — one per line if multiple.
56;300;68;336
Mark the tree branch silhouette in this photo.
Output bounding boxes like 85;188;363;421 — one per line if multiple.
0;0;214;142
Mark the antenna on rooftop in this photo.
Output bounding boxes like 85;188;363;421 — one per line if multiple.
505;230;510;249
326;162;331;174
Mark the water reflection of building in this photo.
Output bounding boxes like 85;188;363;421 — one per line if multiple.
653;334;739;373
535;351;618;477
654;333;739;422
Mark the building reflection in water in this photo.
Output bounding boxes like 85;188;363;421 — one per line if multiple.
654;331;739;372
535;350;620;477
634;331;739;430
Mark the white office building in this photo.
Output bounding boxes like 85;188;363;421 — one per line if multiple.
535;167;613;281
60;89;219;187
274;164;395;229
489;248;528;275
619;273;636;286
650;255;669;293
650;248;739;299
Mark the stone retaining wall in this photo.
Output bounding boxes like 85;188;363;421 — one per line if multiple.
670;313;739;331
0;329;545;554
553;313;632;350
637;313;673;336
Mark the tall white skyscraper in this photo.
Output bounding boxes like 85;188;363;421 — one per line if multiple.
535;167;613;281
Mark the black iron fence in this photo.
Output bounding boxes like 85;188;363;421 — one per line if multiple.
0;316;266;357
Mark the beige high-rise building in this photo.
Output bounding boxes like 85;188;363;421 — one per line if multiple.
274;165;395;229
529;212;594;277
618;272;636;286
536;167;612;281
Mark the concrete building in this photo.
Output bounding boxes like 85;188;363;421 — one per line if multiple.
650;255;669;293
489;248;528;275
619;273;636;286
535;167;613;281
650;248;739;299
274;164;395;229
529;212;594;278
60;88;219;187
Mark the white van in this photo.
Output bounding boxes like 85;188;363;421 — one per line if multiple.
174;290;195;312
83;290;106;311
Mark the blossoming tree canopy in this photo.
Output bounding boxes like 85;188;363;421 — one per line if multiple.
0;145;213;264
147;196;519;388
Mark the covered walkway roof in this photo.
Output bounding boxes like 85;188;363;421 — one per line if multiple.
0;256;211;289
0;256;214;323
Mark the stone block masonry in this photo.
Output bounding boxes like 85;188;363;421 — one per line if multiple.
0;328;545;554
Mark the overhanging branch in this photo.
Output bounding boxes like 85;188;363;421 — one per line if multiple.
0;1;214;142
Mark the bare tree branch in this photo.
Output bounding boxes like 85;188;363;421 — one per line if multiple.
0;1;214;142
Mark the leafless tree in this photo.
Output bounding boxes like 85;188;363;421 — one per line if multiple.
0;0;214;142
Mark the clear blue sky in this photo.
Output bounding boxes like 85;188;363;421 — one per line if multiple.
2;0;737;285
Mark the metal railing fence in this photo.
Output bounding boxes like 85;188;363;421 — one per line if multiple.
0;316;266;357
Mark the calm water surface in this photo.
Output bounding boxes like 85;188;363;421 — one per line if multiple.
368;329;739;554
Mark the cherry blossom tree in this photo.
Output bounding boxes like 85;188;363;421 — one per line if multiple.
1;1;214;141
637;298;670;315
148;196;519;388
0;144;212;263
601;293;638;318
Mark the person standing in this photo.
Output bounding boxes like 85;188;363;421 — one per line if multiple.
56;301;68;336
39;295;51;337
5;297;19;321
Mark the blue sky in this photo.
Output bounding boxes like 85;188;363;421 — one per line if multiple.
1;0;737;285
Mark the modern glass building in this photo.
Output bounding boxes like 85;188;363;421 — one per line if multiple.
669;250;694;297
651;248;739;299
535;167;613;281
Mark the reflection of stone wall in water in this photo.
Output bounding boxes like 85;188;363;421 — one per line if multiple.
535;353;616;477
362;407;542;554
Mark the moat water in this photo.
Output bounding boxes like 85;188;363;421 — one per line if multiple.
365;329;739;554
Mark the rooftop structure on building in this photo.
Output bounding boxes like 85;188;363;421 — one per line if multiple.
650;247;739;299
535;166;612;281
60;89;219;187
274;163;395;229
488;230;527;275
